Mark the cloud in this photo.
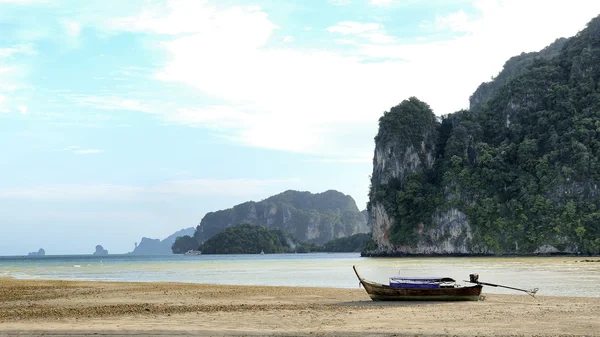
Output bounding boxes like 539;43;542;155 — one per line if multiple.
0;94;7;113
0;43;37;57
110;0;277;37
370;0;394;5
0;0;47;3
62;20;82;37
327;22;381;35
73;149;104;154
67;94;151;112
283;36;294;43
329;0;351;5
98;0;600;160
0;178;301;201
326;22;397;44
60;145;104;155
17;105;27;114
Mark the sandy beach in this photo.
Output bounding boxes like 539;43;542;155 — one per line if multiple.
0;277;599;337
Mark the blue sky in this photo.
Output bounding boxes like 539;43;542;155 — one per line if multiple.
1;0;599;255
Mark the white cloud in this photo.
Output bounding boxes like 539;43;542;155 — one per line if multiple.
0;94;7;113
327;22;398;44
68;94;151;112
329;0;351;5
110;0;277;38
73;149;104;154
17;105;27;114
327;22;380;35
0;0;47;3
0;44;36;57
59;145;104;155
104;0;600;159
62;20;82;37
370;0;394;5
0;178;301;201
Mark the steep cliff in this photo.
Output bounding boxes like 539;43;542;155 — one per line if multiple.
93;245;108;255
130;227;195;255
469;38;567;111
366;15;600;256
193;190;369;245
28;248;45;256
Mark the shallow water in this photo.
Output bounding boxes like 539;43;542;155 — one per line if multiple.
1;253;598;297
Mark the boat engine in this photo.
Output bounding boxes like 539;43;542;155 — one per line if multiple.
469;273;479;283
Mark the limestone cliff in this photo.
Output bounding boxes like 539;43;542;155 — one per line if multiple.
193;190;369;245
130;227;195;255
367;97;474;254
366;16;600;256
28;248;45;256
93;245;108;255
469;38;566;111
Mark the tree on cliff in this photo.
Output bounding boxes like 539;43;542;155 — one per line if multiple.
171;235;200;254
199;223;291;254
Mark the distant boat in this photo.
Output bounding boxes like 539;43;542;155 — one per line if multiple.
352;265;482;301
260;250;264;255
184;250;202;256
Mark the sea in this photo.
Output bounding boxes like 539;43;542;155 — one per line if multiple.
1;253;599;298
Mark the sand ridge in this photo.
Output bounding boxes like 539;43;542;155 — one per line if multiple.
0;278;599;336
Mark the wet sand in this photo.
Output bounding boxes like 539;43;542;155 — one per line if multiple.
0;278;599;336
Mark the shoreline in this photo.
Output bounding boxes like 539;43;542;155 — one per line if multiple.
1;278;599;336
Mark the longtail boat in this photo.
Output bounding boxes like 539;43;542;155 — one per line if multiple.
353;265;482;301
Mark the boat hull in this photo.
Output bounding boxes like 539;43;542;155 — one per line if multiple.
353;266;483;301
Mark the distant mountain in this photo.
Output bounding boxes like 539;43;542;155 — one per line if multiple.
193;190;370;246
93;245;108;255
28;248;45;256
130;227;195;255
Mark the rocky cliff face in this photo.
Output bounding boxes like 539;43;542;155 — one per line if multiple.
193;190;368;245
366;16;600;256
130;227;195;255
93;245;108;255
368;97;473;254
28;248;45;256
469;38;567;111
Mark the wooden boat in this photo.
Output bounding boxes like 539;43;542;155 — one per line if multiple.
352;265;483;301
184;250;202;256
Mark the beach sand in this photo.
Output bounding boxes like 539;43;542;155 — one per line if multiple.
0;278;599;336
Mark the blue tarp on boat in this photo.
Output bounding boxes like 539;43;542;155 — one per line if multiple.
389;282;441;289
390;276;456;283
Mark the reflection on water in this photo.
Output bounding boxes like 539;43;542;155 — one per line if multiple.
1;253;599;297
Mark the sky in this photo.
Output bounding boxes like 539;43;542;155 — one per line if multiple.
1;0;599;255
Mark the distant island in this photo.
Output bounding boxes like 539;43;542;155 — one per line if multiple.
192;223;371;254
172;189;370;254
28;248;45;256
130;227;195;255
364;15;600;256
93;245;108;255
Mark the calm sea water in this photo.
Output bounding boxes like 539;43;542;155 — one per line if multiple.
1;253;599;297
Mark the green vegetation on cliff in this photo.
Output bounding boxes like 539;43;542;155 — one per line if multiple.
171;235;200;254
369;97;442;246
369;16;600;255
200;224;291;254
181;224;372;254
200;224;370;254
193;190;368;246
